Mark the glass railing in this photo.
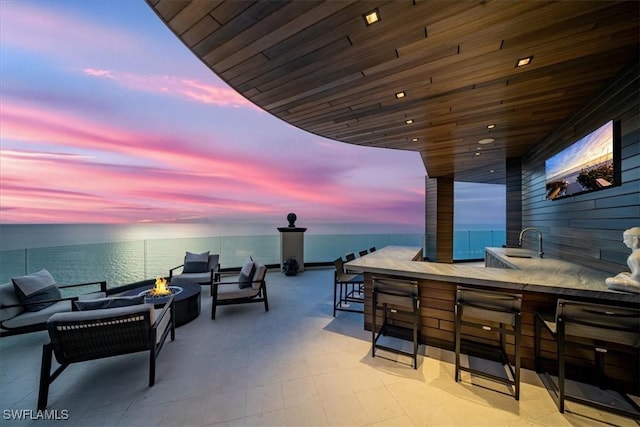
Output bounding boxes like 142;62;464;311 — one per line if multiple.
0;230;504;287
453;229;506;261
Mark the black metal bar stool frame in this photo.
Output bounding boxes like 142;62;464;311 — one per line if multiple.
343;253;364;304
534;300;640;420
454;286;522;400
371;277;420;369
332;258;364;317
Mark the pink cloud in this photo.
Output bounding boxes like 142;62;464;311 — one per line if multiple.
1;141;348;224
84;69;115;79
83;69;259;110
0;101;354;207
1;141;422;225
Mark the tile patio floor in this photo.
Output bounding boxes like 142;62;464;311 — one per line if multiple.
1;268;636;426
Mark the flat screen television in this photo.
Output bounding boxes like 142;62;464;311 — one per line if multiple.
545;120;620;200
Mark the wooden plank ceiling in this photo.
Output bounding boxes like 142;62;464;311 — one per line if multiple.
146;0;639;184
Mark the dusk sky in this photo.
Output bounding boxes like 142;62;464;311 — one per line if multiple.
0;1;504;231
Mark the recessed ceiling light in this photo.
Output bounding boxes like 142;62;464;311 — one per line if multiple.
490;169;495;173
478;138;495;145
475;152;481;156
487;124;496;129
363;9;380;26
395;91;406;99
516;56;533;67
405;119;414;124
411;137;419;142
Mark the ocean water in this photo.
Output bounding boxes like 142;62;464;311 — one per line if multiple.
0;223;423;287
0;222;425;250
0;223;503;289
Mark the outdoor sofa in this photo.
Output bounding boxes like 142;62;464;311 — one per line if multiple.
0;269;107;337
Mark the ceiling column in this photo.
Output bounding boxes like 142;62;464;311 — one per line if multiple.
424;176;454;263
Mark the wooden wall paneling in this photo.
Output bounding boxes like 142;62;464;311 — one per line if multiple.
520;59;639;274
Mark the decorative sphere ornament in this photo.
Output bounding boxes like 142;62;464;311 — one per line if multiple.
287;213;297;228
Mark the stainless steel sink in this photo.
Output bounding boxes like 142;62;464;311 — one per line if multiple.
502;248;534;258
505;254;533;259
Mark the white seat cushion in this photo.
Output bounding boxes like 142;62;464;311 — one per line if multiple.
2;291;105;329
3;300;71;329
216;284;260;300
171;272;211;285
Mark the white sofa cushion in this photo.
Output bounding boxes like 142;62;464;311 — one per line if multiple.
171;272;210;285
2;300;71;329
1;289;105;328
0;281;23;321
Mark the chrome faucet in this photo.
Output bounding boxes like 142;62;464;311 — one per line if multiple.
518;227;544;258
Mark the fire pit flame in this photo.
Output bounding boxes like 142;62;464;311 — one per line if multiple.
137;277;183;300
150;276;170;297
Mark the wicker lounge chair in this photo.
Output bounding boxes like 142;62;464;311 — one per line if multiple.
37;297;175;410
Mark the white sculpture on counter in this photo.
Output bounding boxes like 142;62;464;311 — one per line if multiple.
606;226;640;293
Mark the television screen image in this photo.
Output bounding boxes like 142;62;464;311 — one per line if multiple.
545;120;614;200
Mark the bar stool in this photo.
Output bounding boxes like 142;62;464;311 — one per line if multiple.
454;286;522;400
534;300;640;420
343;253;364;302
372;277;420;369
332;258;364;317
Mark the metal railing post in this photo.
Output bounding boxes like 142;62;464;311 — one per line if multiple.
144;240;148;280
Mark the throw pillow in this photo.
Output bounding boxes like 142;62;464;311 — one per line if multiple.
238;256;255;289
183;251;209;273
74;296;145;311
12;269;61;312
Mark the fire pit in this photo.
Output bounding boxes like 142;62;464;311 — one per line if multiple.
123;279;200;327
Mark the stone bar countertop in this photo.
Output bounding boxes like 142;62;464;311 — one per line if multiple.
346;246;639;304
